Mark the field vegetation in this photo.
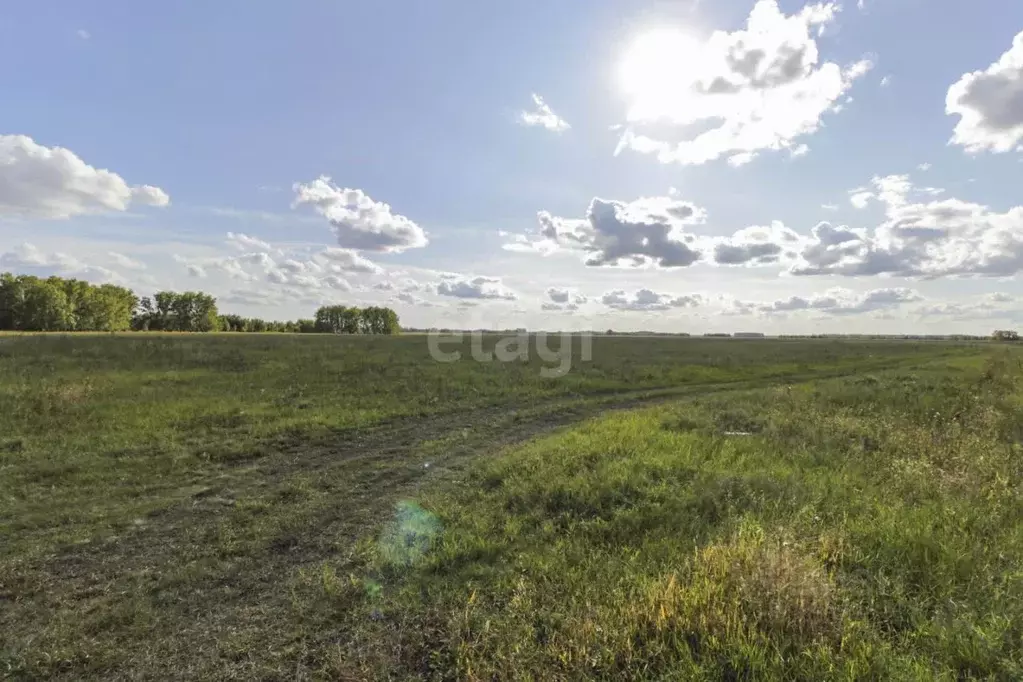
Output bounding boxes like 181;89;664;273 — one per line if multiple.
1;334;1019;680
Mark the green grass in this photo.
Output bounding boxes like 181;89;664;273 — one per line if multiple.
0;333;1017;679
333;352;1023;680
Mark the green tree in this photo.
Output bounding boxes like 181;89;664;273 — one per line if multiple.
21;278;73;330
340;306;362;334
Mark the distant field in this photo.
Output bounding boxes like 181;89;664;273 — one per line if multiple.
1;334;1019;679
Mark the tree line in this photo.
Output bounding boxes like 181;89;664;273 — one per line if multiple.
0;273;401;334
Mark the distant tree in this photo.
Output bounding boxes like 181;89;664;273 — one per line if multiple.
0;273;402;335
993;330;1020;342
340;307;362;334
0;273;134;331
133;296;155;331
21;278;74;331
314;305;346;333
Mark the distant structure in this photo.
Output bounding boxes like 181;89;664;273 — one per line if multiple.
733;332;766;338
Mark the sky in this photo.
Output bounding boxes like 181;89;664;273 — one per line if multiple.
2;0;1023;334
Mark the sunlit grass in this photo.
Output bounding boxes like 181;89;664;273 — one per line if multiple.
1;334;1015;679
321;352;1023;679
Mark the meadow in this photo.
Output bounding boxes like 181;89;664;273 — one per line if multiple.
0;333;1019;679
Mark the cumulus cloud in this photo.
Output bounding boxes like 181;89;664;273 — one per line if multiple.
107;252;145;271
315;247;383;275
547;287;587;305
711;221;800;266
792;174;1023;278
292;176;428;252
506;196;809;270
322;275;353;291
504;173;1023;280
220;289;286;308
436;275;517;300
395;291;438;307
173;248;356;289
505;195;706;268
0;243;50;268
602;289;703;312
912;302;996;320
849;190;874;209
615;1;873;165
0;242;124;283
520;94;571;132
758;287;922;315
226;232;272;252
0;134;170;219
174;253;255;282
947;31;1023;154
542;287;588;312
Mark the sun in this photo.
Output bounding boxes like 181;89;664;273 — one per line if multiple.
617;28;703;115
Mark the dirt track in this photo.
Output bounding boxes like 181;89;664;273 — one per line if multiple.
10;363;935;679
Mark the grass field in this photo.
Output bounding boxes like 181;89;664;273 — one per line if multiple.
1;334;1020;679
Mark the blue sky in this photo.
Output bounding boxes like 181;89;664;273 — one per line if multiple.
2;0;1023;333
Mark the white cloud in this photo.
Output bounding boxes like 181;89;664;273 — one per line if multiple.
187;264;207;278
602;289;703;312
758;287;922;315
502;171;1023;282
315;247;383;274
880;75;892;88
220;289;286;308
850;190;874;209
912;302;995;320
436;275;517;300
504;195;706;268
205;207;307;223
722;288;923;317
0;134;170;219
395;291;438;307
947;31;1023;154
0;242;125;283
0;243;49;268
77;29;91;40
727;152;758;167
711;221;800;266
542;287;588;312
793;174;1023;278
323;275;352;291
519;94;571;132
107;252;145;270
821;203;839;211
918;162;932;172
226;232;272;252
546;287;587;305
615;1;873;165
292;176;428;252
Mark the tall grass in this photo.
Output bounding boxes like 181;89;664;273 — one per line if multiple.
326;352;1023;680
0;334;1010;679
